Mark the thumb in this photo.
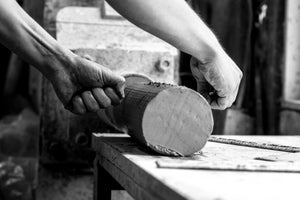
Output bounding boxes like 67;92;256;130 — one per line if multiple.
190;57;211;93
190;57;204;82
101;68;126;98
190;57;216;102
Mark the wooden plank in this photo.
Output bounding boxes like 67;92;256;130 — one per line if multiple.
93;134;300;200
280;0;300;135
156;159;300;173
284;0;300;100
93;134;187;200
216;135;300;146
208;136;300;152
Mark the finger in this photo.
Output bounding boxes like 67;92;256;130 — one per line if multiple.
232;83;240;101
92;88;112;108
104;87;122;106
81;91;100;112
196;79;214;96
114;80;125;99
222;85;239;109
210;97;228;110
190;56;208;76
191;57;214;96
228;91;238;108
190;57;201;81
82;59;125;99
210;102;226;110
202;93;213;105
72;95;87;114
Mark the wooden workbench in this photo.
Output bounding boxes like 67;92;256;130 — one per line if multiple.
92;134;300;200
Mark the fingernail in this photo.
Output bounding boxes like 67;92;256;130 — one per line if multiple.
119;84;125;98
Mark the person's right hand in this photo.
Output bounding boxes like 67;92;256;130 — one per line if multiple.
49;55;125;115
190;50;243;110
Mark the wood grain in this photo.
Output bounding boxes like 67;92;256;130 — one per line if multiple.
93;134;300;200
156;157;300;173
208;136;300;152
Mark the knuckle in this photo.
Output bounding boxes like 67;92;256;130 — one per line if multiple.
119;76;126;84
220;102;229;110
89;104;99;112
222;86;231;95
217;99;230;110
220;105;227;110
239;72;243;80
86;90;93;97
237;69;243;79
89;101;100;112
215;105;226;110
73;105;85;115
220;106;227;110
218;99;226;106
96;70;105;85
102;103;111;109
102;98;112;108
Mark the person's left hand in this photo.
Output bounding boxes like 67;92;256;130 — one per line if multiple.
190;50;242;110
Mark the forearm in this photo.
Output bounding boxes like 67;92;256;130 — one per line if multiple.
0;0;74;78
106;0;223;63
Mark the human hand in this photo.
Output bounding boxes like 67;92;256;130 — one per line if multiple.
50;56;125;114
190;51;242;110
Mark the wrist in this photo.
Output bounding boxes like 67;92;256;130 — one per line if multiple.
42;47;76;81
189;23;224;66
193;42;223;66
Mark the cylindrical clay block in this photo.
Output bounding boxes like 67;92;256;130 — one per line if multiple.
98;74;214;156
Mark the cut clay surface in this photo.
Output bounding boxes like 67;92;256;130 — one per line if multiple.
142;86;213;156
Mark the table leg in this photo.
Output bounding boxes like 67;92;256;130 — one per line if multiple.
94;157;123;200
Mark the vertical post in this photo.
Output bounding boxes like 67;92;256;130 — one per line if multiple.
94;157;123;200
280;0;300;134
94;158;111;200
284;0;300;100
253;0;285;134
